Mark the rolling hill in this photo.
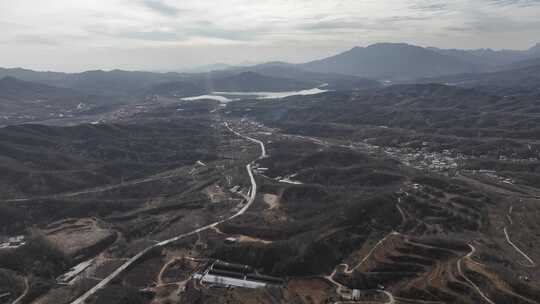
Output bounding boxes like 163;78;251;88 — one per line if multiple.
0;68;186;96
208;71;315;92
0;77;115;125
424;61;540;95
230;62;381;90
0;76;79;101
143;71;321;96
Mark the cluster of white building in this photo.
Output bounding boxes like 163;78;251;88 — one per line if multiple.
383;147;466;173
191;260;283;290
0;235;25;250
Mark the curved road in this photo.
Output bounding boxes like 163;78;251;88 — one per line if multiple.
327;270;394;304
326;232;398;304
11;277;28;304
456;244;496;304
504;205;536;267
224;122;267;159
70;122;265;304
503;228;535;267
340;232;400;274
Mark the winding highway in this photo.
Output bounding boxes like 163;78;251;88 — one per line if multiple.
326;232;398;304
340;232;400;275
396;197;407;229
456;244;496;304
327;270;395;304
11;277;28;304
70;121;265;304
504;227;536;267
224;122;267;159
504;205;536;267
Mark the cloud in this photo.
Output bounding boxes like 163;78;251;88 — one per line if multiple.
301;19;365;31
0;0;539;71
486;0;540;7
409;3;448;12
120;31;180;41
444;26;470;32
142;0;180;16
12;34;61;46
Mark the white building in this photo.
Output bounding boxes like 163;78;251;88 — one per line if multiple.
192;273;267;289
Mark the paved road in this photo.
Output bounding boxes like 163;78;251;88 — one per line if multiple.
396;198;407;228
11;277;28;304
224;122;267;159
506;206;514;225
503;228;535;267
456;244;496;304
332;291;394;304
503;218;535;269
70;122;265;304
340;232;400;274
326;232;398;304
504;204;535;267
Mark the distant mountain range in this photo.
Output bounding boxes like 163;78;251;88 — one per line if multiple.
208;71;315;92
0;63;381;99
300;43;480;81
422;61;540;95
223;62;380;91
181;63;234;73
300;42;540;81
0;68;186;96
0;76;114;125
184;42;540;82
141;71;320;98
1;41;539;104
0;76;79;101
426;46;538;69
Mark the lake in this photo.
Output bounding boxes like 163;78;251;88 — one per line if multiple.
182;87;328;103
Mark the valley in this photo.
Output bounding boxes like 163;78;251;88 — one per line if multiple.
1;40;540;304
1;83;540;303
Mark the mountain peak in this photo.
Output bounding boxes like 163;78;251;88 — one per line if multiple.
369;42;410;47
349;43;415;52
366;42;416;50
302;42;476;81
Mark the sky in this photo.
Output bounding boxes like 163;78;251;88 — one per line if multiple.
1;0;539;72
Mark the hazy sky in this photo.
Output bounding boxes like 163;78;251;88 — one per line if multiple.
1;0;539;72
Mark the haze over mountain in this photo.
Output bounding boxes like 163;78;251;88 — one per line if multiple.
2;40;540;128
0;76;116;126
3;32;540;304
3;41;540;87
424;61;540;95
3;0;540;71
0;68;186;96
4;0;540;303
300;43;478;81
0;76;79;101
300;42;540;81
207;71;314;92
181;63;234;74
140;71;323;98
